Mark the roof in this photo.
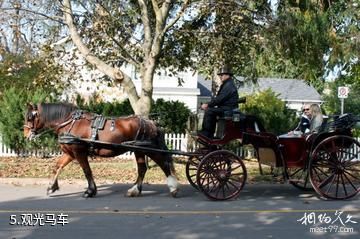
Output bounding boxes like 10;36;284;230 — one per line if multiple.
197;77;322;102
197;76;212;97
236;77;322;102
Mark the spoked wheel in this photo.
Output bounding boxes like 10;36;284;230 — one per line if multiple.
309;135;360;200
186;156;202;190
186;148;211;190
287;167;313;191
196;150;247;200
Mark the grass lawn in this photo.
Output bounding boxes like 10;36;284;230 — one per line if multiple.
0;156;285;185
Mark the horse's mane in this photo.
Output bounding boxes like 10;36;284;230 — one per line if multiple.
40;102;78;122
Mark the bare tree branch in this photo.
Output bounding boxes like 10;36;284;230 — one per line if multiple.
160;0;172;22
0;7;64;24
0;28;10;53
109;35;141;67
138;0;152;56
162;0;190;36
62;0;139;103
151;0;160;17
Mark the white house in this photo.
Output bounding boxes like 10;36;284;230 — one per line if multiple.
237;77;323;111
122;64;200;112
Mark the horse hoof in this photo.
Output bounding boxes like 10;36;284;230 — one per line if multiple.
170;189;179;198
83;190;96;198
125;191;141;197
126;185;141;197
46;187;59;196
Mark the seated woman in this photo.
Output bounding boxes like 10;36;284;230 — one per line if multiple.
286;103;323;137
309;103;323;133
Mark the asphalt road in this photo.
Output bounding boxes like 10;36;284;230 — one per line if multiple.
0;180;359;239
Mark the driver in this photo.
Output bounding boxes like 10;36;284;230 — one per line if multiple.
199;65;239;138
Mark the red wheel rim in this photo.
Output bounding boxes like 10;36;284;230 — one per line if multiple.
196;150;247;200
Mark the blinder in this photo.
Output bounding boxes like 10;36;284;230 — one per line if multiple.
27;110;37;121
24;108;40;140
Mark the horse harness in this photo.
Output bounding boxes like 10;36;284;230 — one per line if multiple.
58;111;153;154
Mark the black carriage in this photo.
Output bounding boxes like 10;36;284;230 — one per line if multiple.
186;111;360;201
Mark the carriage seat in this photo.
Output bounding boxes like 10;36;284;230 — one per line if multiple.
215;109;245;121
214;97;246;138
215;109;245;138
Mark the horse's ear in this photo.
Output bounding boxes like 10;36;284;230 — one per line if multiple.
26;103;38;111
26;103;33;110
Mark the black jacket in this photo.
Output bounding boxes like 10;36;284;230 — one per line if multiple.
294;115;311;133
208;78;239;110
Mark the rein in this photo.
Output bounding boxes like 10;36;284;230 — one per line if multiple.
23;124;53;139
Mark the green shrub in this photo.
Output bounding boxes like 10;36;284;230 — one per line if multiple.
78;96;134;117
150;99;191;133
240;89;298;134
0;87;58;154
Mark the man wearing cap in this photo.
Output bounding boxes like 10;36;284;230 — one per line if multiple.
199;65;239;138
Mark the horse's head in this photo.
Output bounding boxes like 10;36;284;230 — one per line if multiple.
24;102;79;140
24;103;43;140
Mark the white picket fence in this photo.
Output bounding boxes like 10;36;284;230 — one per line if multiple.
0;133;189;159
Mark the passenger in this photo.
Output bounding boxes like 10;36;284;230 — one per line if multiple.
199;65;239;138
309;103;323;133
293;104;311;134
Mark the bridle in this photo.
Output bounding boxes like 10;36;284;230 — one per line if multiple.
24;109;42;140
24;107;83;140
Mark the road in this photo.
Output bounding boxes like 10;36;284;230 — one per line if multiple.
0;180;359;239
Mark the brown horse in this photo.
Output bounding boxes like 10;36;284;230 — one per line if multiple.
23;102;179;198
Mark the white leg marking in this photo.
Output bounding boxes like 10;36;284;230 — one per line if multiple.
126;184;140;197
167;175;179;193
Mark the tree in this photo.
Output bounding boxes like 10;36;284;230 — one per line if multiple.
4;0;357;118
168;1;272;82
0;1;66;95
323;63;360;115
0;0;61;58
261;0;360;90
58;0;196;117
0;1;285;117
0;52;64;96
21;0;271;117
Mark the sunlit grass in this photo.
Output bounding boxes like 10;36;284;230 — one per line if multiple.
0;156;283;184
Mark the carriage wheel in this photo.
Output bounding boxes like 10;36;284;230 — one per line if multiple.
185;148;211;190
309;136;360;200
287;167;313;191
196;150;247;200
